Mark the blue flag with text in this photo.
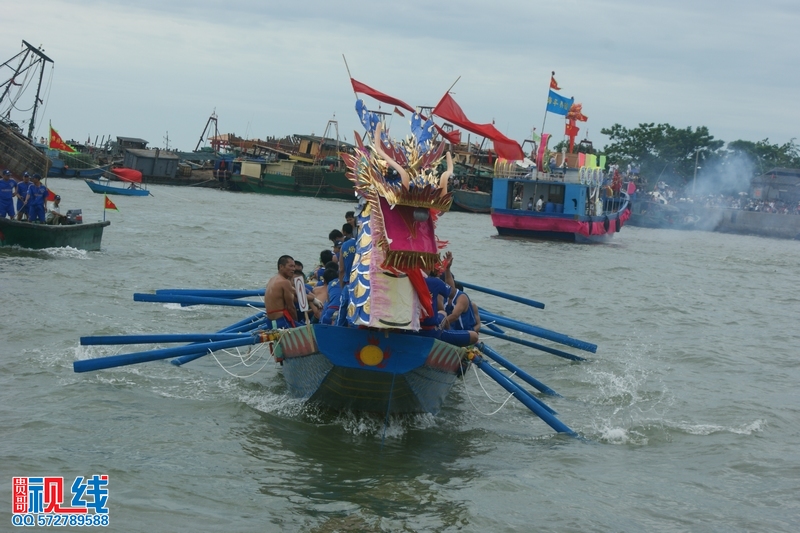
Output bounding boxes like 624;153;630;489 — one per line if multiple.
546;90;574;116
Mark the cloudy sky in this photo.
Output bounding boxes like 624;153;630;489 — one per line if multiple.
2;0;797;153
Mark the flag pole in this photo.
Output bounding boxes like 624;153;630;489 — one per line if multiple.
537;72;555;178
103;194;106;222
342;54;359;101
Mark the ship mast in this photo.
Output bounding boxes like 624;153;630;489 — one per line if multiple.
0;40;53;140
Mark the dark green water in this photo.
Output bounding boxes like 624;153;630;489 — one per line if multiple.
1;178;798;532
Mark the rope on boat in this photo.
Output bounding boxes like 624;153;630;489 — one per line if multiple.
461;363;516;416
209;330;284;379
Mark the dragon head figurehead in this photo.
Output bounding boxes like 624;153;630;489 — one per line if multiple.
338;100;453;330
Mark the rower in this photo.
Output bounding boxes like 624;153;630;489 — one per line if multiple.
264;255;301;329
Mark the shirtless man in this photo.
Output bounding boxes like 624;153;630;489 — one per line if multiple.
265;255;300;328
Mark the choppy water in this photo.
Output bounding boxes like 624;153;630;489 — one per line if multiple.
1;178;798;532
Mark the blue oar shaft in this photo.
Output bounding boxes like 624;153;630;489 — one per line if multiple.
459;281;545;310
155;289;265;299
479;344;560;397
80;333;249;346
171;316;270;366
484;322;505;334
133;293;264;308
478;328;586;362
74;336;262;373
218;312;266;332
472;355;574;435
479;310;597;353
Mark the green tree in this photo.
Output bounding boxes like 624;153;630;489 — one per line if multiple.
600;123;724;186
726;138;800;174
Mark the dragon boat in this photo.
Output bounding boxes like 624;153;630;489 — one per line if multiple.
72;90;603;435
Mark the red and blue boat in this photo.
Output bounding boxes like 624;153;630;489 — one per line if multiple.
491;164;631;243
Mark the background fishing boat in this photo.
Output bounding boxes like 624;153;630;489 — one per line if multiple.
0;217;109;251
84;168;150;196
491;156;631;243
229;159;354;200
216;121;358;200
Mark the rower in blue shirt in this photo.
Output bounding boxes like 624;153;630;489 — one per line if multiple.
0;169;17;219
15;172;31;220
26;174;48;223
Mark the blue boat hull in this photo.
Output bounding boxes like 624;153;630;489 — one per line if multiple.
275;324;468;414
84;180;150;196
48;162;110;179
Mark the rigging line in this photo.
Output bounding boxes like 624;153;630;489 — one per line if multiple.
211;350;271;378
472;360;514;404
461;365;515;416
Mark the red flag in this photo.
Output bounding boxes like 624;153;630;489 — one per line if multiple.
393;106;405;117
432;93;523;161
104;194;118;211
350;78;415;113
46;188;57;202
49;125;77;153
550;72;561;91
434;124;461;144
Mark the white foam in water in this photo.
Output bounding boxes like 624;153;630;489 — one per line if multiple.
674;419;766;436
42;246;89;259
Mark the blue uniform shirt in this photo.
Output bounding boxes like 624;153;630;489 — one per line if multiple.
422;276;451;327
0;178;17;201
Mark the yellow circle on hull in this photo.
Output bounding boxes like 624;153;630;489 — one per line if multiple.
359;344;384;366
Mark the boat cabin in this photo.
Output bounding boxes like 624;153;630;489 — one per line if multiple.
492;172;592;216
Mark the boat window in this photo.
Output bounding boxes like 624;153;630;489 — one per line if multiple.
548;184;565;204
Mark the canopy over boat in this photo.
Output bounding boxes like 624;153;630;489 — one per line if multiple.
112;168;143;183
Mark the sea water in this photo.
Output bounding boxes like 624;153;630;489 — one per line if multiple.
1;178;798;532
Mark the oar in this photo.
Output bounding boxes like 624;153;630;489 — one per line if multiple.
80;333;250;346
73;334;266;373
479;309;597;353
478;328;586;362
155;288;265;299
470;353;574;435
483;321;505;334
133;293;264;308
171;315;271;366
217;311;266;332
479;343;560;397
459;281;545;310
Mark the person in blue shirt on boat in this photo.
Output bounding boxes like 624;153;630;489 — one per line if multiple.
26;174;48;223
417;265;478;347
15;172;31;220
0;169;17;219
320;268;342;325
442;253;480;332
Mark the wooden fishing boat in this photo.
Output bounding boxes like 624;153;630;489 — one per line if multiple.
451;188;491;213
229;163;354;200
0;217;110;251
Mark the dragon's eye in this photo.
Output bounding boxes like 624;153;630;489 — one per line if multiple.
413;209;430;222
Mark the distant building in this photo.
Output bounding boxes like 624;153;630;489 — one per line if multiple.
751;168;800;204
123;148;179;179
116;136;149;150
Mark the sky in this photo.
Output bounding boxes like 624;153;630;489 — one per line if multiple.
2;0;798;154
